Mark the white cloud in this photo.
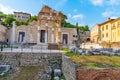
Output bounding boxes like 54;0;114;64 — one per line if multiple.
107;0;120;6
101;0;120;18
73;9;77;13
110;16;118;19
102;11;113;17
102;6;120;19
90;0;120;6
90;0;103;6
0;3;18;14
66;13;85;26
73;14;84;20
102;10;119;19
68;14;72;18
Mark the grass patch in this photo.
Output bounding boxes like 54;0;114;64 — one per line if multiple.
65;51;120;68
9;66;43;80
61;48;68;52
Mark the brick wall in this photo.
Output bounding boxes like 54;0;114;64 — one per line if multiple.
77;69;120;80
62;55;120;80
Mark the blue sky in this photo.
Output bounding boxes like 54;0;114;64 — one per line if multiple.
0;0;120;29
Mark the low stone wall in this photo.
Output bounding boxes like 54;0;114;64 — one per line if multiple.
0;52;62;70
62;54;78;80
62;54;120;80
76;69;120;80
1;52;120;80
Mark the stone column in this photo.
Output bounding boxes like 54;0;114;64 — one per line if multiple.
45;31;47;43
11;21;15;45
51;34;54;43
20;34;22;43
37;30;40;44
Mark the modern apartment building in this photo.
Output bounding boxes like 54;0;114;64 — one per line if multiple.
14;12;31;22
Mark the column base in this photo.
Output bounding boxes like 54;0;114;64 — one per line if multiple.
33;43;48;50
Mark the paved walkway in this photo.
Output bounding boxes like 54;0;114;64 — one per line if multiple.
0;48;64;53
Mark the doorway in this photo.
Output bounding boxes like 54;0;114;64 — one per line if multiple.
40;30;45;43
18;31;25;43
62;34;68;44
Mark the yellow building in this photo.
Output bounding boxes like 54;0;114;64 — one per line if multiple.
111;18;120;42
100;18;113;42
100;18;120;48
91;24;100;43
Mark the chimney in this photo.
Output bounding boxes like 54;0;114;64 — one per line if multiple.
107;18;111;21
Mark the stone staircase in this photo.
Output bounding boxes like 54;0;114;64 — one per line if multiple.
48;43;59;50
0;55;9;65
32;43;48;50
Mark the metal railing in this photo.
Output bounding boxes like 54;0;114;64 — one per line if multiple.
0;44;65;53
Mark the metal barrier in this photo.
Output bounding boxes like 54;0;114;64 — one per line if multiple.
0;44;64;53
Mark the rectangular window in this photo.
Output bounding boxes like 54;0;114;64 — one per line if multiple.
106;25;108;30
26;17;28;19
118;22;120;27
102;34;104;38
113;24;115;27
102;27;104;31
118;30;120;36
18;16;20;18
22;16;24;18
106;33;108;37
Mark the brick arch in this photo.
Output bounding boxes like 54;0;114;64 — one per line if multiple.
91;72;116;80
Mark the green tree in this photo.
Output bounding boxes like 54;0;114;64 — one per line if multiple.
61;14;90;30
84;25;89;31
61;14;68;27
2;14;15;27
30;16;37;22
75;22;81;48
61;14;75;28
0;11;3;14
15;20;21;26
0;12;6;22
78;25;90;31
79;26;84;30
0;13;6;18
64;22;75;28
23;21;28;25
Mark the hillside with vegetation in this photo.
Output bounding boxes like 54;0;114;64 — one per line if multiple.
61;14;90;31
0;12;37;27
